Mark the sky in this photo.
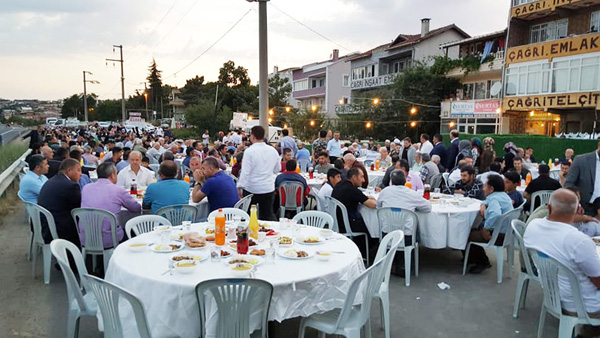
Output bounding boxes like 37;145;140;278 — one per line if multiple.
1;0;510;101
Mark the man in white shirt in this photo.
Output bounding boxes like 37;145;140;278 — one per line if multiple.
229;130;242;146
524;189;600;336
117;151;155;188
326;131;342;163
146;142;162;163
202;130;210;145
419;133;434;154
237;126;281;221
317;168;342;211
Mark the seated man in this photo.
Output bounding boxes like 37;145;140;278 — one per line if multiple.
378;155;400;190
524;189;600;337
524;164;562;211
559;160;570;187
466;175;514;273
443;165;485;200
376;147;392;168
191;157;239;212
19;154;49;203
143;160;190;214
314;152;333;174
377;170;431;245
47;147;68;179
117;151;155;189
317;168;342;207
504;171;524;207
116;147;131;172
80;162;141;248
508;156;530;181
280;148;292;172
419;153;439;185
275;159;310;209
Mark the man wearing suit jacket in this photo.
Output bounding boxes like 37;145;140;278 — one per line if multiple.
38;158;82;247
445;129;460;170
46;147;69;179
430;134;447;170
565;142;600;214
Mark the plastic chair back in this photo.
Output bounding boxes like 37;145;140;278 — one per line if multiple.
429;173;443;190
277;181;305;210
72;208;119;253
376;207;418;241
488;206;523;247
234;194;253;214
372;230;405;291
442;172;450;187
125;215;171;239
530;190;553;214
208;208;250;222
297;158;311;173
195;278;273;338
312;190;328;213
292;211;334;229
84;275;152;338
148;164;160;175
50;239;94;314
180;164;192;178
511;220;538;279
24;201;59;245
156;204;198;225
325;196;351;233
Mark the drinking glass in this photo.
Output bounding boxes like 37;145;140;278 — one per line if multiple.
269;238;280;251
279;218;288;230
182;221;192;232
265;248;276;264
434;188;441;195
210;246;221;262
160;228;171;244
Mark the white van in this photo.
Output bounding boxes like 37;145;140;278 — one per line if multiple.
46;117;58;126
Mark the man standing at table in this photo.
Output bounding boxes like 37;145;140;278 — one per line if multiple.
38;159;82;247
280;129;297;159
19;154;49;203
143;160;190;214
327;131;342;164
566;142;600;214
80;162;141;248
192;157;239;212
117;151;155;189
446;129;460;170
430;134;447;167
237;126;280;221
419;133;434;154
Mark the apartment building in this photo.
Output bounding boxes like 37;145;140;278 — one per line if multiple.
504;0;600;135
439;29;508;134
268;66;299;108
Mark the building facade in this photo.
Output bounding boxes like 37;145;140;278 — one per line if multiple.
268;66;299;108
504;0;600;135
439;29;508;134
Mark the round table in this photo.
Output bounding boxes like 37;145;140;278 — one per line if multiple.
359;194;481;250
366;169;386;187
105;222;365;338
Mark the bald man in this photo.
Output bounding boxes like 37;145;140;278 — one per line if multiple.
117;150;155;188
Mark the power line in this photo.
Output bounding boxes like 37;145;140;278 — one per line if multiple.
146;0;201;53
136;0;180;47
164;9;254;79
269;3;353;53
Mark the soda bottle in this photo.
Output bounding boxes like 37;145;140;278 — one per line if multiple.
130;178;137;195
248;205;259;240
215;209;226;246
375;160;380;171
423;184;431;200
308;167;314;179
405;181;412;190
370;163;375;171
184;173;191;184
236;225;249;254
525;172;532;186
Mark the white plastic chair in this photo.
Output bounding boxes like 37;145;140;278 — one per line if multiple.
84;274;152;338
195;278;273;338
156;204;198;225
530;249;600;338
277;181;305;218
17;190;34;261
429;173;444;190
71;208;119;273
234;194;253;214
298;231;402;338
529;190;553;214
50;239;98;338
125;215;171;239
148;163;159;175
326;196;370;264
298;158;311;173
313;189;328;213
376;207;420;287
23;201;59;284
511;219;540;318
207;208;250;222
442;172;451;187
462;206;523;283
372;230;405;338
292;211;334;229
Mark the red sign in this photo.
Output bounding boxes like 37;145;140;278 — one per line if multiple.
474;100;500;113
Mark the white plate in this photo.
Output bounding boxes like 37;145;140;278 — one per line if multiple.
186;243;207;250
278;250;313;260
151;242;184;253
278;237;293;247
295;236;325;245
224;255;263;266
170;253;209;263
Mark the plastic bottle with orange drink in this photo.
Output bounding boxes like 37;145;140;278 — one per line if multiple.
215;209;226;245
405;180;412;189
248;205;259;240
525;172;532;186
375;160;380;171
183;173;191;184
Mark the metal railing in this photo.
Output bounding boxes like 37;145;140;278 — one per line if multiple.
0;149;31;198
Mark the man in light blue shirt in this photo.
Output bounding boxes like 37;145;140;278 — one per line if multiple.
143;160;190;214
280;129;298;158
19;154;49;204
326;131;342;163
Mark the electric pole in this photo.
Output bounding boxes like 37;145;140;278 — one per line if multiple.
106;45;126;122
246;0;270;132
82;71;99;122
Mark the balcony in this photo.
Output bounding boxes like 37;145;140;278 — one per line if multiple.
447;51;505;78
292;86;326;99
506;32;600;65
511;0;600;20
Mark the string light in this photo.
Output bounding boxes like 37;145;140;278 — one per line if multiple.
285;107;291;113
310;120;315;126
365;121;372;129
268;109;274;116
540;123;544;127
248;116;253;121
372;98;380;106
338;99;344;105
268;117;272;123
410;121;417;128
449;121;456;128
311;105;317;112
410;106;417;115
495;108;501;114
283;123;288;129
529;111;534;117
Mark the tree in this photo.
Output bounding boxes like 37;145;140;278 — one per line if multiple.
218;60;250;87
185;100;232;134
146;59;163;118
96;99;122;121
60;93;96;119
268;74;292;108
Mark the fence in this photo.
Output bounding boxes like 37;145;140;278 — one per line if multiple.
0;149;30;198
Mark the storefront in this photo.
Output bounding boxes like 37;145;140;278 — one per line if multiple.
441;99;505;134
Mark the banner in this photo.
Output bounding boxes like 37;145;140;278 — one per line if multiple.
511;0;583;18
506;33;600;64
502;92;600;111
451;100;500;117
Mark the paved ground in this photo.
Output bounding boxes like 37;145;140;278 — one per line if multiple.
0;204;560;338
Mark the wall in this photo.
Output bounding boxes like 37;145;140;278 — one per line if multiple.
326;59;351;119
414;30;466;65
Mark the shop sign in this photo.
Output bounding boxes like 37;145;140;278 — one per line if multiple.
506;33;600;64
511;0;582;18
503;92;600;111
350;74;396;90
451;100;501;117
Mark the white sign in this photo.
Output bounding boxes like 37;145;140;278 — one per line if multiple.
350;74;396;90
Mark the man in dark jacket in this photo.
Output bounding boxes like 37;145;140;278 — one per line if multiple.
38;159;82;247
47;147;69;179
445;130;460;170
430;134;447;169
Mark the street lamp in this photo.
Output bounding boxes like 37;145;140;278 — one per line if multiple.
410;106;417;115
247;0;270;131
143;92;149;118
83;71;100;122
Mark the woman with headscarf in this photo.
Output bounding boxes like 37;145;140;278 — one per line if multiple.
470;137;482;166
503;141;518;173
479;137;496;173
456;140;472;165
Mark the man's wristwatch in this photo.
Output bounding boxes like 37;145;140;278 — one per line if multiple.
195;182;202;187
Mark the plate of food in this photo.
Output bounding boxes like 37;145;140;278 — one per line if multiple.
205;235;215;242
170;253;208;263
295;236;325;245
258;224;279;236
229;239;258;250
183;232;206;249
224;255;263;266
127;242;149;252
204;227;215;235
278;236;293;246
219;250;232;258
151;242;183;253
592;236;600;245
249;248;266;256
279;249;312;260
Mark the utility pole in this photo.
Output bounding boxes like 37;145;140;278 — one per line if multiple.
83;71;99;122
106;45;126;122
247;0;270;132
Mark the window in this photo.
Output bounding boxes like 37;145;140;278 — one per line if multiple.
591;11;600;32
530;19;568;44
381;64;389;75
513;0;537;7
293;79;308;92
340;97;349;105
351;65;377;80
343;74;350;87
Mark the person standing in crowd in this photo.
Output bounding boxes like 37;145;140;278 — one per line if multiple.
19;154;49;204
80;162;141;249
509;156;530;180
419;133;434;154
314;152;333;174
524;189;600;337
318;168;342;204
237;126;281;221
117;151;155;189
503;142;518;173
327;131;342;163
446;129;460;170
143;161;190;214
444;165;485;200
504;171;525;207
471;137;482;167
202;130;210;146
191;157;239;212
479;137;496;173
399;137;416;168
312;130;328;161
280;129;297;159
430;134;446;168
38;159;82;247
565;143;600;214
524;164;562;211
559;160;571;186
466;175;514;273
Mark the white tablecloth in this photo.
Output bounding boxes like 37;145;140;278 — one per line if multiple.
359;195;481;250
119;189;210;225
526;167;560;180
104;222;365;338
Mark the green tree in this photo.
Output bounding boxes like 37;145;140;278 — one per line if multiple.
60;93;97;119
96;99;122;121
185;100;232;134
146;59;163;118
218;60;250;87
268;74;292;108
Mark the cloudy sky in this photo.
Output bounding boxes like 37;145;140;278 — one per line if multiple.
2;0;510;100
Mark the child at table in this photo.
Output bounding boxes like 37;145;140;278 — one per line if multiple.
503;171;524;208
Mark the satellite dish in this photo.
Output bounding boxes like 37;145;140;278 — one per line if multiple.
490;82;502;96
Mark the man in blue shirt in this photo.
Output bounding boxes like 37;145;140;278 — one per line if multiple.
143;160;190;214
275;159;310;214
191;157;239;212
280;129;298;158
19;154;49;203
326;131;341;163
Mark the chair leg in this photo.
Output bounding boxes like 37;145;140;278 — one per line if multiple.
365;318;372;338
496;247;504;284
31;244;38;279
404;248;412;287
42;245;51;285
507;244;515;278
414;244;419;277
67;311;80;338
298;318;307;338
537;307;546;338
27;231;33;261
364;234;369;266
557;317;577;338
380;293;390;338
520;279;530;309
462;244;472;276
512;273;526;318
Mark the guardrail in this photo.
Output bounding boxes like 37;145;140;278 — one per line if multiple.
0;126;26;145
0;149;31;198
